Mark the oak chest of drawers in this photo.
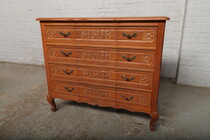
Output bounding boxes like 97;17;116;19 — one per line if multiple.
37;17;169;131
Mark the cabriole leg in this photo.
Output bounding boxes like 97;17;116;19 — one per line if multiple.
149;112;158;131
47;94;56;112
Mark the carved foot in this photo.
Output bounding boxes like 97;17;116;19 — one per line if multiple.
47;95;56;112
149;112;158;131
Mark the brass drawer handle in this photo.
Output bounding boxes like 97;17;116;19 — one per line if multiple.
63;69;74;75
122;32;137;39
59;32;71;37
121;75;135;81
64;87;75;92
61;51;72;57
121;94;134;101
122;55;136;61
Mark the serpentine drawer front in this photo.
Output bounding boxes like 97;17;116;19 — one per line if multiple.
49;64;153;92
47;46;155;71
50;80;151;114
45;26;157;48
37;17;169;131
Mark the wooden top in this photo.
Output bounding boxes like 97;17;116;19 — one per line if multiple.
36;17;170;22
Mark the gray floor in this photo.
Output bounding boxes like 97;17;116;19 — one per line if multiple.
0;62;210;140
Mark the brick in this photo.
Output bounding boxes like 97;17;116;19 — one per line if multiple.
177;0;210;87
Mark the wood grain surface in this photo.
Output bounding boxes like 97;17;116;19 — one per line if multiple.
38;17;169;131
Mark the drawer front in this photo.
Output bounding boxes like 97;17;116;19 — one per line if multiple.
51;81;115;99
51;80;151;110
45;26;157;49
47;47;155;71
49;64;153;92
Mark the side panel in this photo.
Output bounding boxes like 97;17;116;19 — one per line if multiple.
150;22;166;116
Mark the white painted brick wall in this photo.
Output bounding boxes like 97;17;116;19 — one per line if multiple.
1;0;209;87
177;0;210;87
0;0;185;78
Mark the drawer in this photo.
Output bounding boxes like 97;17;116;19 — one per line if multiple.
51;80;115;99
47;46;155;71
50;80;151;110
49;64;153;92
45;26;157;49
51;80;116;108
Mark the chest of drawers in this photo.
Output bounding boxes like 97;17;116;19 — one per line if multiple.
37;17;169;131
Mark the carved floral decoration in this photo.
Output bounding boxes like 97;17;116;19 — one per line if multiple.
139;74;151;86
140;54;152;64
139;95;150;106
54;84;60;91
49;49;57;56
82;88;110;98
81;30;111;39
83;71;112;80
50;66;60;74
47;30;56;38
82;51;111;60
143;31;154;41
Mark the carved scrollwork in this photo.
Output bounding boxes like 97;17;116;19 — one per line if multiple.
139;74;151;86
139;95;150;106
82;51;111;60
83;71;112;79
140;54;152;64
82;88;110;98
81;30;111;39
